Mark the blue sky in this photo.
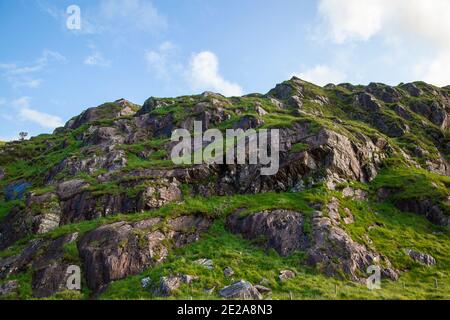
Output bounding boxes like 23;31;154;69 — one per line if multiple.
1;0;449;140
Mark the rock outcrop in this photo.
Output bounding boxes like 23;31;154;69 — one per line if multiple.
406;249;436;266
227;209;309;256
78;215;211;292
219;280;262;300
0;77;448;299
227;203;399;282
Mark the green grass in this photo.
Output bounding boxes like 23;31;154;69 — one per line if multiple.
371;166;450;210
1;184;448;300
291;143;310;153
101;210;450;300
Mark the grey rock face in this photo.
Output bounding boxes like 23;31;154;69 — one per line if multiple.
307;210;398;281
56;179;90;200
56;178;182;224
219;280;262;300
354;92;382;112
227;204;399;282
409;100;450;130
47;149;128;182
0;192;62;250
65;99;138;130
366;83;402;103
400;83;422;97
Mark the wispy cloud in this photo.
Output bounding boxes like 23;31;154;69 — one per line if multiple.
145;41;181;80
0;50;66;89
98;0;167;34
84;52;111;67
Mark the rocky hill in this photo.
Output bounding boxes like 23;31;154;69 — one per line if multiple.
0;77;449;299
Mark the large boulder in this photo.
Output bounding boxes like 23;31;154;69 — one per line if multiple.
227;209;309;256
78;215;211;292
219;280;262;300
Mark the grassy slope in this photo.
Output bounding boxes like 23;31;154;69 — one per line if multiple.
0;81;449;300
1;186;449;300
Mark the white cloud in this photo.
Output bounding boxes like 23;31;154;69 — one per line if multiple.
414;50;450;87
19;108;63;129
318;0;385;43
0;50;66;89
145;41;180;80
318;0;450;46
3;97;63;129
294;65;346;86
84;52;111;67
317;0;450;86
186;51;243;97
